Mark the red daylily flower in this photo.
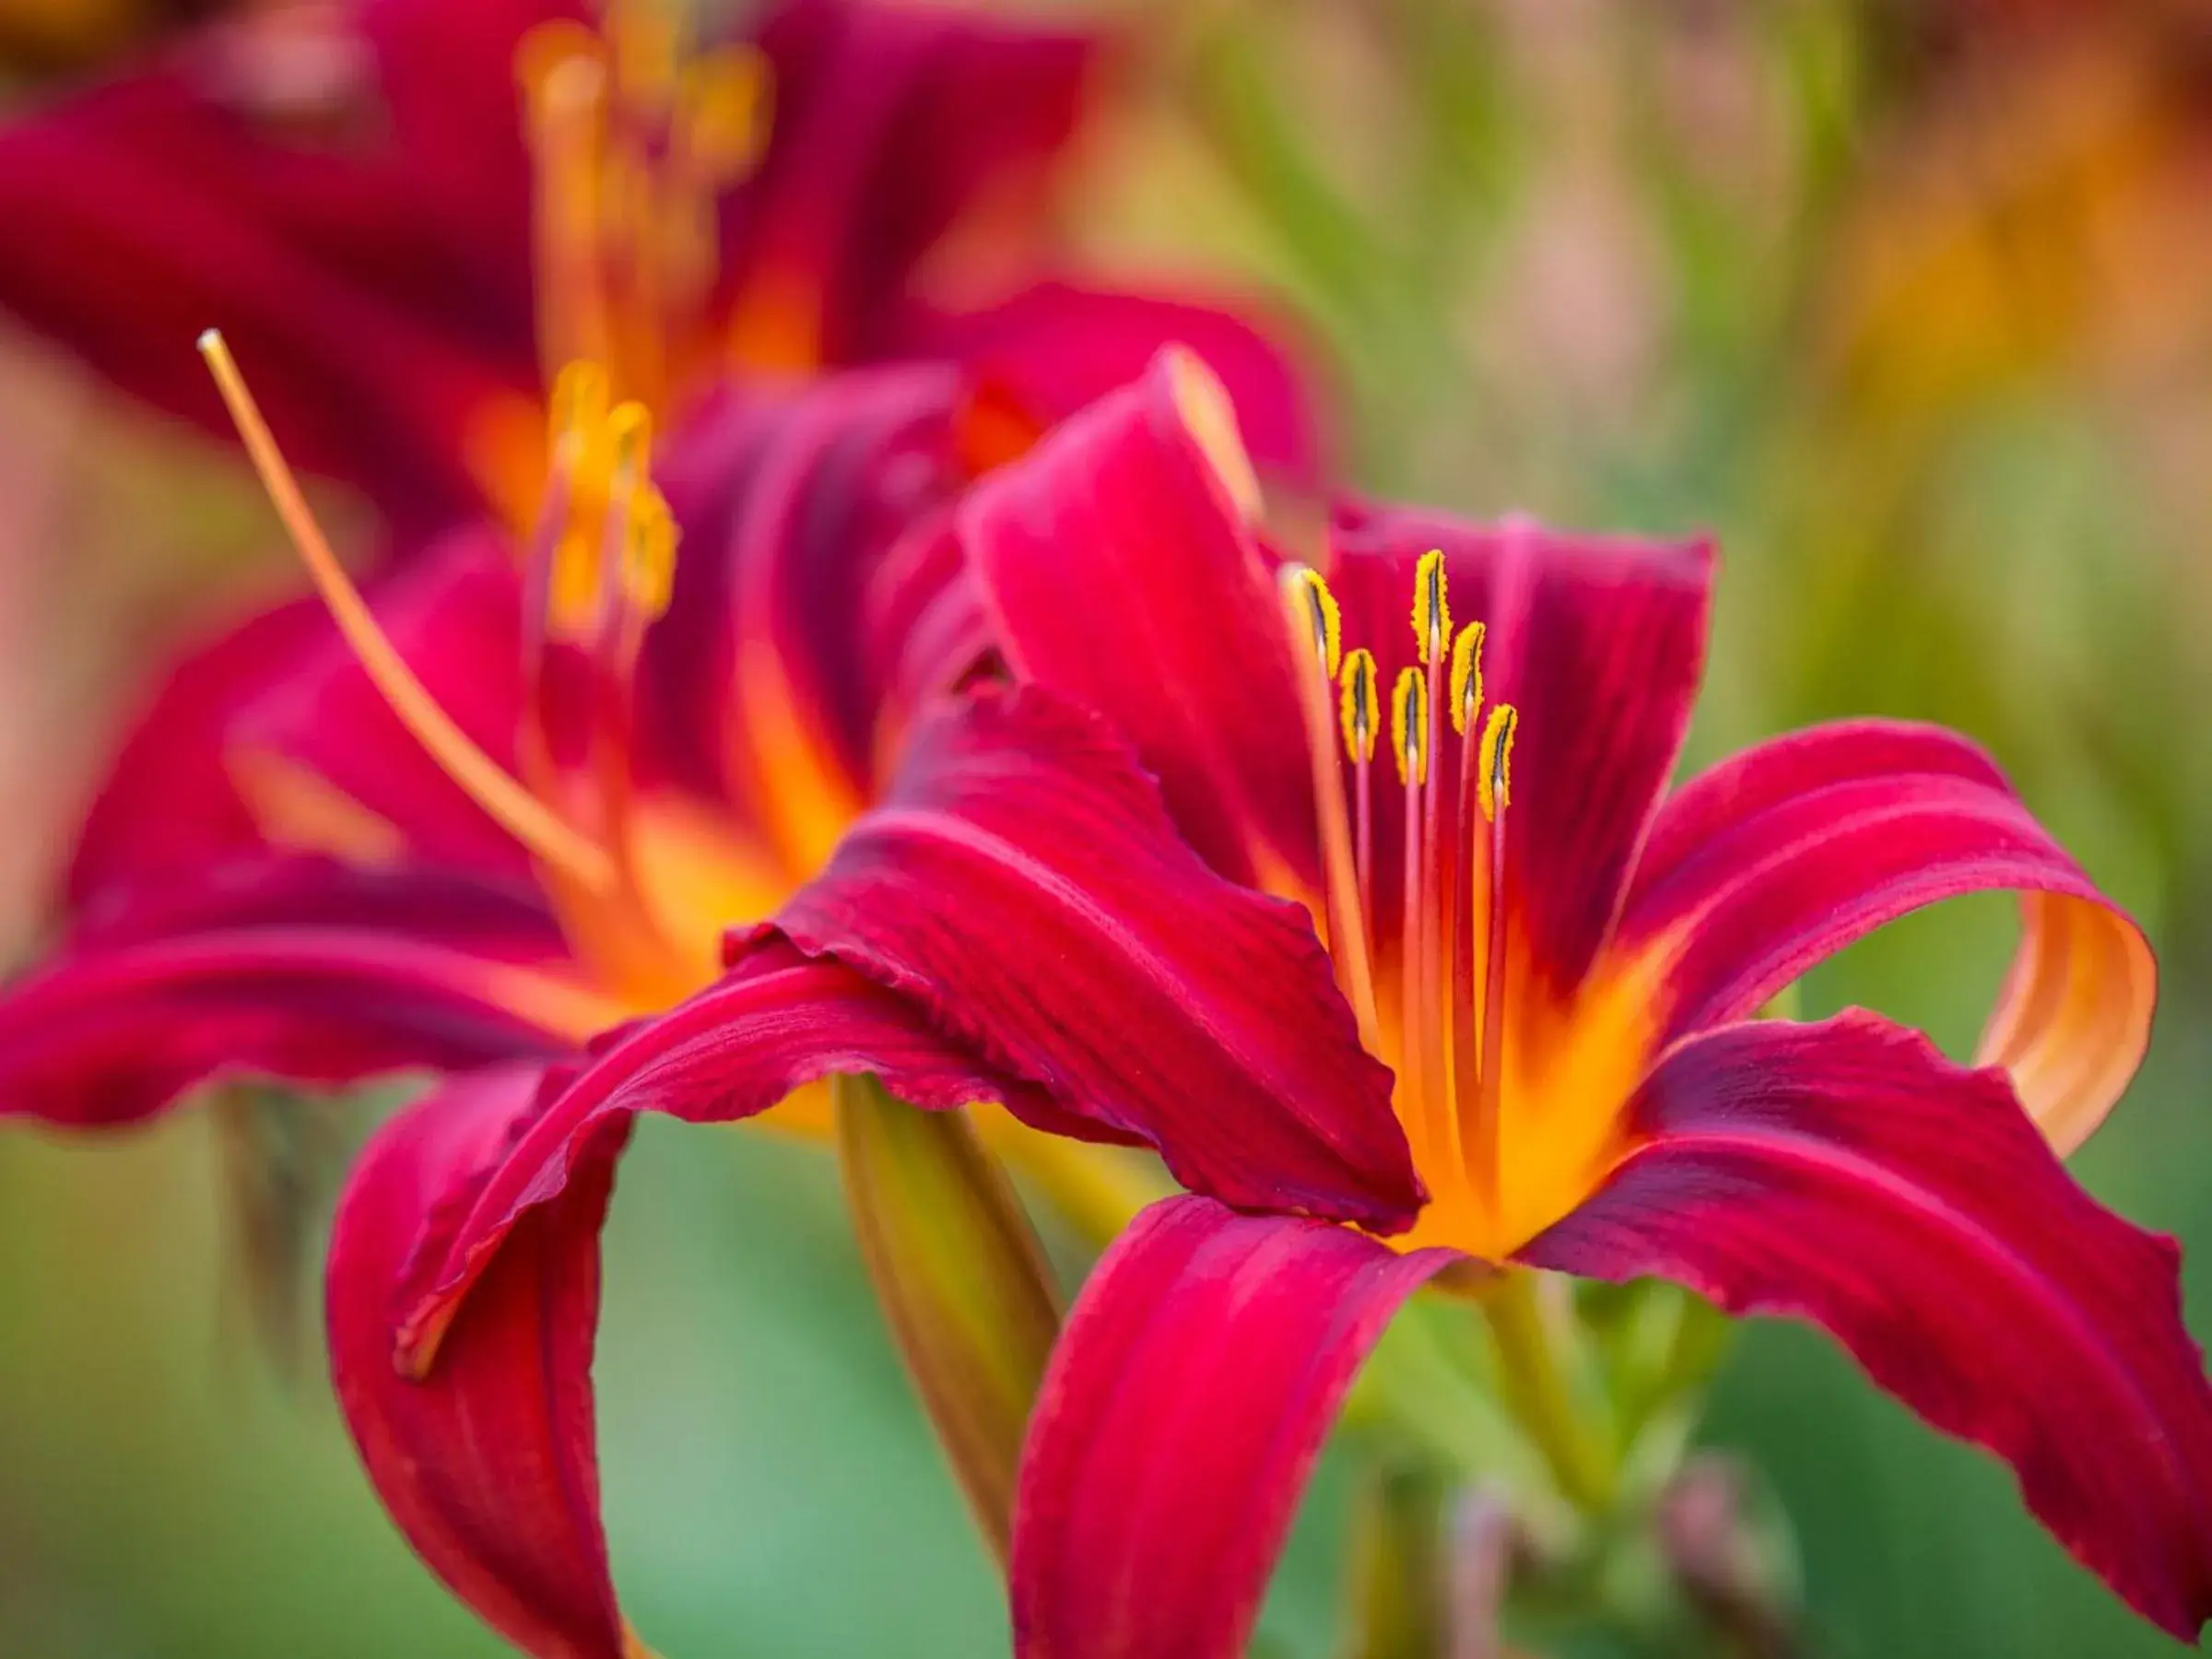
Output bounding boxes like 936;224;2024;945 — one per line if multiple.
0;0;1315;534
942;356;2200;1654
0;317;1339;1651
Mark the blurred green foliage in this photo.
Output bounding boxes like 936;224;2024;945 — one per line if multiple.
6;0;2212;1653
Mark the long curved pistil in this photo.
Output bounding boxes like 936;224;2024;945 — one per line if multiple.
199;329;618;893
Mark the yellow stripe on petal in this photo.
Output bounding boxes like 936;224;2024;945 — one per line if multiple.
734;641;866;877
1978;890;2157;1156
227;747;406;868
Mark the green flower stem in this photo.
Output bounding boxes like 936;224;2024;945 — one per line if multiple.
1482;1269;1618;1517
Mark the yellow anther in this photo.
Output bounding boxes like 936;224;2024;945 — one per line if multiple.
1478;703;1518;821
1448;620;1487;735
680;47;772;181
1283;566;1342;680
515;18;605;104
608;0;678;109
1412;548;1450;665
1338;649;1379;764
549;361;610;463
606;400;653;487
1391;666;1430;788
622;491;679;619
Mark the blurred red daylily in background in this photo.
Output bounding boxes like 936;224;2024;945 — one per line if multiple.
0;0;1313;535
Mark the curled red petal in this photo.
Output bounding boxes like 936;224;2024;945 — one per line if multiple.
0;857;579;1127
1012;1195;1458;1659
750;684;1421;1227
959;349;1317;889
1618;718;2155;1152
1328;505;1713;994
331;946;1050;1653
1520;1012;2212;1639
405;940;1056;1342
327;1060;630;1659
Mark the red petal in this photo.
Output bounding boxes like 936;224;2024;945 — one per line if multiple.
403;940;1056;1338
1329;505;1713;994
863;508;998;763
959;349;1318;889
327;1060;630;1659
65;588;328;909
751;685;1420;1227
0;857;582;1126
329;947;1052;1654
1618;719;2156;1152
230;528;535;877
0;13;535;527
66;527;537;914
905;281;1326;482
731;0;1095;370
667;368;973;867
356;0;571;321
1520;1012;2212;1639
1011;1195;1457;1659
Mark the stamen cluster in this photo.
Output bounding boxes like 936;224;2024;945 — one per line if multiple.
1281;556;1520;1235
519;0;771;401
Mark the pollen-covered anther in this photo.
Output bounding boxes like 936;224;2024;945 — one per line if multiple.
1478;703;1518;821
1448;621;1487;735
1282;565;1343;679
1411;548;1450;665
515;18;606;110
516;0;774;399
541;381;681;636
1392;667;1430;789
606;399;652;489
548;361;610;469
677;45;772;182
1338;649;1379;763
621;491;679;620
608;0;679;109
